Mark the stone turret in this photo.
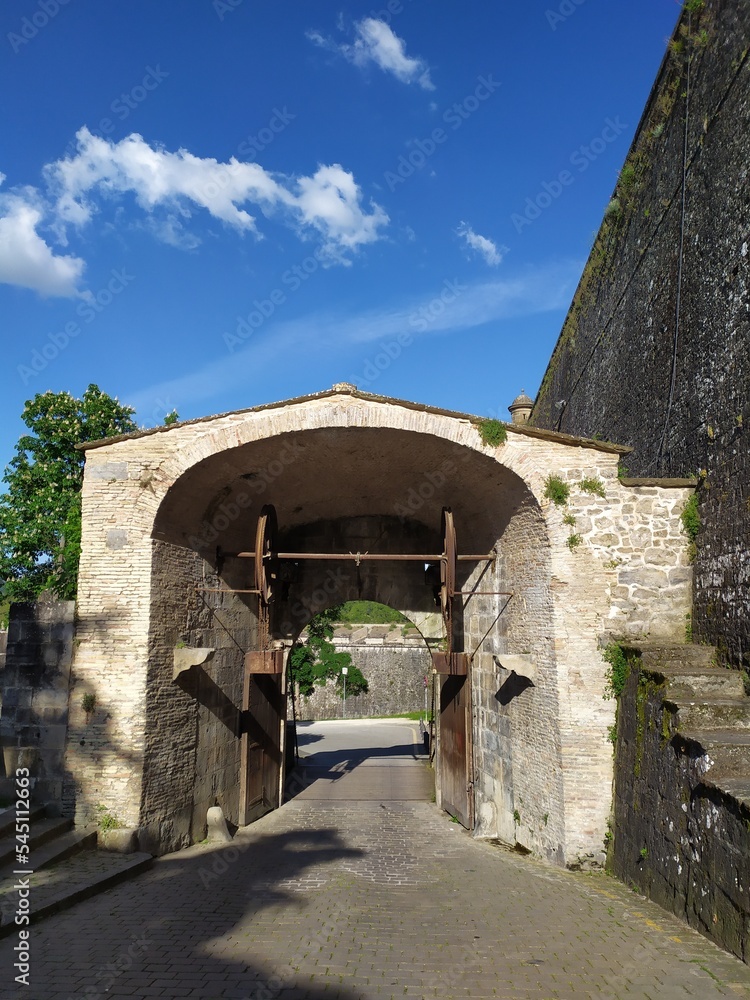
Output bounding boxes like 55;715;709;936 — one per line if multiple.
508;390;534;425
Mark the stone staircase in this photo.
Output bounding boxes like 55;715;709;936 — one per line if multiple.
0;803;152;935
638;643;750;805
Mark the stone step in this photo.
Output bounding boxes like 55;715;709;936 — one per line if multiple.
669;698;750;731
0;848;153;936
0;827;98;875
639;643;716;666
0;803;48;839
0;816;72;866
637;643;717;669
664;667;747;700
705;776;750;808
677;728;750;779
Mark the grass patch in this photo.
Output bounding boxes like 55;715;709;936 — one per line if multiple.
371;711;433;722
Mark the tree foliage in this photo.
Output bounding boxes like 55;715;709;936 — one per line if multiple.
289;605;369;698
0;385;137;601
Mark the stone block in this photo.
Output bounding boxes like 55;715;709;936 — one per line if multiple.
618;568;669;589
206;805;233;843
88;462;129;480
99;828;139;853
106;529;129;550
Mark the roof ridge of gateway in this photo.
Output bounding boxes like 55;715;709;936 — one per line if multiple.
77;383;632;455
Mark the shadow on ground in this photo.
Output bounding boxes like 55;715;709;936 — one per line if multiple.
0;824;366;1000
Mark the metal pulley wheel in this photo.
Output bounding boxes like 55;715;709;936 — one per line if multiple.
254;503;279;604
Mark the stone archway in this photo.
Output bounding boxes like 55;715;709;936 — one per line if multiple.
65;386;693;864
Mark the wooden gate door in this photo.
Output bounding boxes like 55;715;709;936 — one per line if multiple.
239;652;286;825
438;667;473;829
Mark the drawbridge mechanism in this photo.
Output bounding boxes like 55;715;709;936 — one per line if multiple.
198;503;512;675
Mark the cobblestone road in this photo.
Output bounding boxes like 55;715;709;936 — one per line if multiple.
1;720;749;1000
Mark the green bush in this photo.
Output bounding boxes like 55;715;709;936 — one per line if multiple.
579;477;606;498
681;494;700;542
476;419;508;447
544;475;570;506
603;643;632;700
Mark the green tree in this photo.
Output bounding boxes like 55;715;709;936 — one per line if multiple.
0;385;138;602
289;605;369;698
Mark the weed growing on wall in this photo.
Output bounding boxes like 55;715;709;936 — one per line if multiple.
603;643;632;700
680;493;700;561
476;419;507;447
579;477;606;498
96;805;123;832
544;475;570;506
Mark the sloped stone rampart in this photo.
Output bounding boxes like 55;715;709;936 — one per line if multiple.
532;0;750;668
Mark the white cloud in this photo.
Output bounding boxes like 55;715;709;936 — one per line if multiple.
0;181;87;298
456;221;507;267
46;128;388;260
127;260;581;413
308;18;434;90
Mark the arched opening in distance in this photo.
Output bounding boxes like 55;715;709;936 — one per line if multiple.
284;600;436;807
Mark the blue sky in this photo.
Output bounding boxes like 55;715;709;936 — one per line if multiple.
0;0;680;466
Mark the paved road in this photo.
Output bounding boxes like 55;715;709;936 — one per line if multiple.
2;719;750;999
290;719;433;801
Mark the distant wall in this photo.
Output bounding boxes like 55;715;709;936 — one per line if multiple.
532;0;750;667
0;600;74;804
293;624;432;721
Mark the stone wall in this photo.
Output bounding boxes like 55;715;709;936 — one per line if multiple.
532;0;750;668
467;448;694;866
610;659;750;963
138;544;255;854
293;624;433;721
1;600;74;804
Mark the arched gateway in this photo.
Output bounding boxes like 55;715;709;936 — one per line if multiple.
65;386;693;865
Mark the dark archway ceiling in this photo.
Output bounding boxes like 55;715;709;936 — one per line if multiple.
153;426;535;555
